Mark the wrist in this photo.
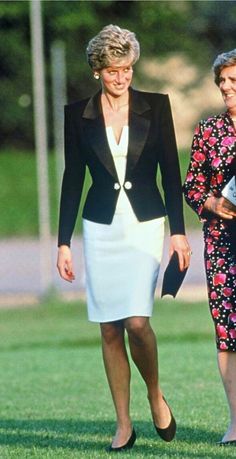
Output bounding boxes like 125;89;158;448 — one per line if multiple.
204;196;215;212
58;244;70;251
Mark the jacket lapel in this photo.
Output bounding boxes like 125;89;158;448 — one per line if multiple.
82;88;151;179
82;90;118;179
127;88;151;174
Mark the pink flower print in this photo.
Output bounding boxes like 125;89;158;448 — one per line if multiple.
186;172;194;182
194;125;200;135
209;137;218;146
221;136;236;146
196;174;206;182
217;258;225;267
192;161;198;168
223;287;233;297
209;219;218;230
210;150;217;158
216;173;224;184
229;266;236;275
193;151;206;162
199;139;204;148
220;342;228;350
219;247;228;254
210;176;217;186
206;260;212;270
198;204;204;215
211;157;222;168
217;324;228;339
226;155;234;164
193;192;202;200
210;291;218;299
207;244;215;254
212;308;220;318
199;185;206;191
229;330;236;339
228;313;236;323
222;300;232;309
216;119;224;128
210;230;220;238
203;127;213;139
220;147;227;154
213;273;227;286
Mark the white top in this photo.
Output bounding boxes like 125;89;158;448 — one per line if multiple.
106;125;134;214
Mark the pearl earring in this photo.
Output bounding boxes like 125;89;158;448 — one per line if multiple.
94;73;100;80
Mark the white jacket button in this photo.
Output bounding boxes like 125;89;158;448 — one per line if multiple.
114;182;120;190
124;181;132;190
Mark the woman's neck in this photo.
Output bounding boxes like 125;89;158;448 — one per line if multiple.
228;109;236;120
101;91;129;112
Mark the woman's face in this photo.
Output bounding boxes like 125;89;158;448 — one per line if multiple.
219;65;236;112
99;58;133;97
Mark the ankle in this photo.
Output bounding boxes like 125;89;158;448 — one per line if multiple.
147;389;163;403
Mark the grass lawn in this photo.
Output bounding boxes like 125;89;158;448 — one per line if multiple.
0;150;200;237
0;297;234;458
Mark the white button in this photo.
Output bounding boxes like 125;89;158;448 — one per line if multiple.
124;181;132;190
114;183;120;190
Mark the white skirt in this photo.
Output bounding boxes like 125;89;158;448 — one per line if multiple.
82;213;165;323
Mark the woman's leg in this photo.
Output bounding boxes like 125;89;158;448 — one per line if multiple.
125;316;172;428
100;320;132;447
217;351;236;441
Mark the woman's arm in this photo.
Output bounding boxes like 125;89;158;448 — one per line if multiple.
158;96;191;269
183;121;211;218
158;96;185;236
57;105;86;282
58;105;86;247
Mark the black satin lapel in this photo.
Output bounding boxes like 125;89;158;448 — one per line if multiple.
127;111;150;172
84;117;118;179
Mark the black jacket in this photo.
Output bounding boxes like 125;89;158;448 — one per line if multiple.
58;87;185;246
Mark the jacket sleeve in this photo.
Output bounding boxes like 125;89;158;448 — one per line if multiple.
183;121;211;218
58;105;86;247
158;96;185;235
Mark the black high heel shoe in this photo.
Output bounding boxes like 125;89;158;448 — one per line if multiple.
154;397;176;442
106;428;136;452
218;440;236;446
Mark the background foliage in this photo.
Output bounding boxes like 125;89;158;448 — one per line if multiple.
1;0;236;150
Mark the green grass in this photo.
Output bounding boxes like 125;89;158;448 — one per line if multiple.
0;150;199;237
0;297;234;458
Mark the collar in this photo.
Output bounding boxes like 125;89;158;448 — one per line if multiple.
82;87;151;119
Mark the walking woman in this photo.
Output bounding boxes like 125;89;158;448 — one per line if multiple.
57;25;190;451
183;49;236;446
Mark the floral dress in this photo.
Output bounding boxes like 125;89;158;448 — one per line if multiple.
183;112;236;351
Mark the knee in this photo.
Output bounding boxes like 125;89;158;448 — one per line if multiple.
100;322;124;345
125;317;150;345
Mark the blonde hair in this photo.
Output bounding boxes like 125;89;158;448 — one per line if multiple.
86;24;140;70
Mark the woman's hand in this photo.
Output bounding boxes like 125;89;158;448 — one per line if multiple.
204;196;236;220
57;245;75;282
170;235;191;271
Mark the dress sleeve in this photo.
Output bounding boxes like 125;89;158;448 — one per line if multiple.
58;105;86;247
158;96;185;235
183;121;211;218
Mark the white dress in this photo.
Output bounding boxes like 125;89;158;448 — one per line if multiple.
83;126;164;323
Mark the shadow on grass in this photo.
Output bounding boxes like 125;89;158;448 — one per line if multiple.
0;333;212;353
0;418;222;456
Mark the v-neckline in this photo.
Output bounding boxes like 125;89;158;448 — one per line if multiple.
106;125;128;147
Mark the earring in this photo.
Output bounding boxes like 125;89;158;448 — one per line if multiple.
94;73;100;80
